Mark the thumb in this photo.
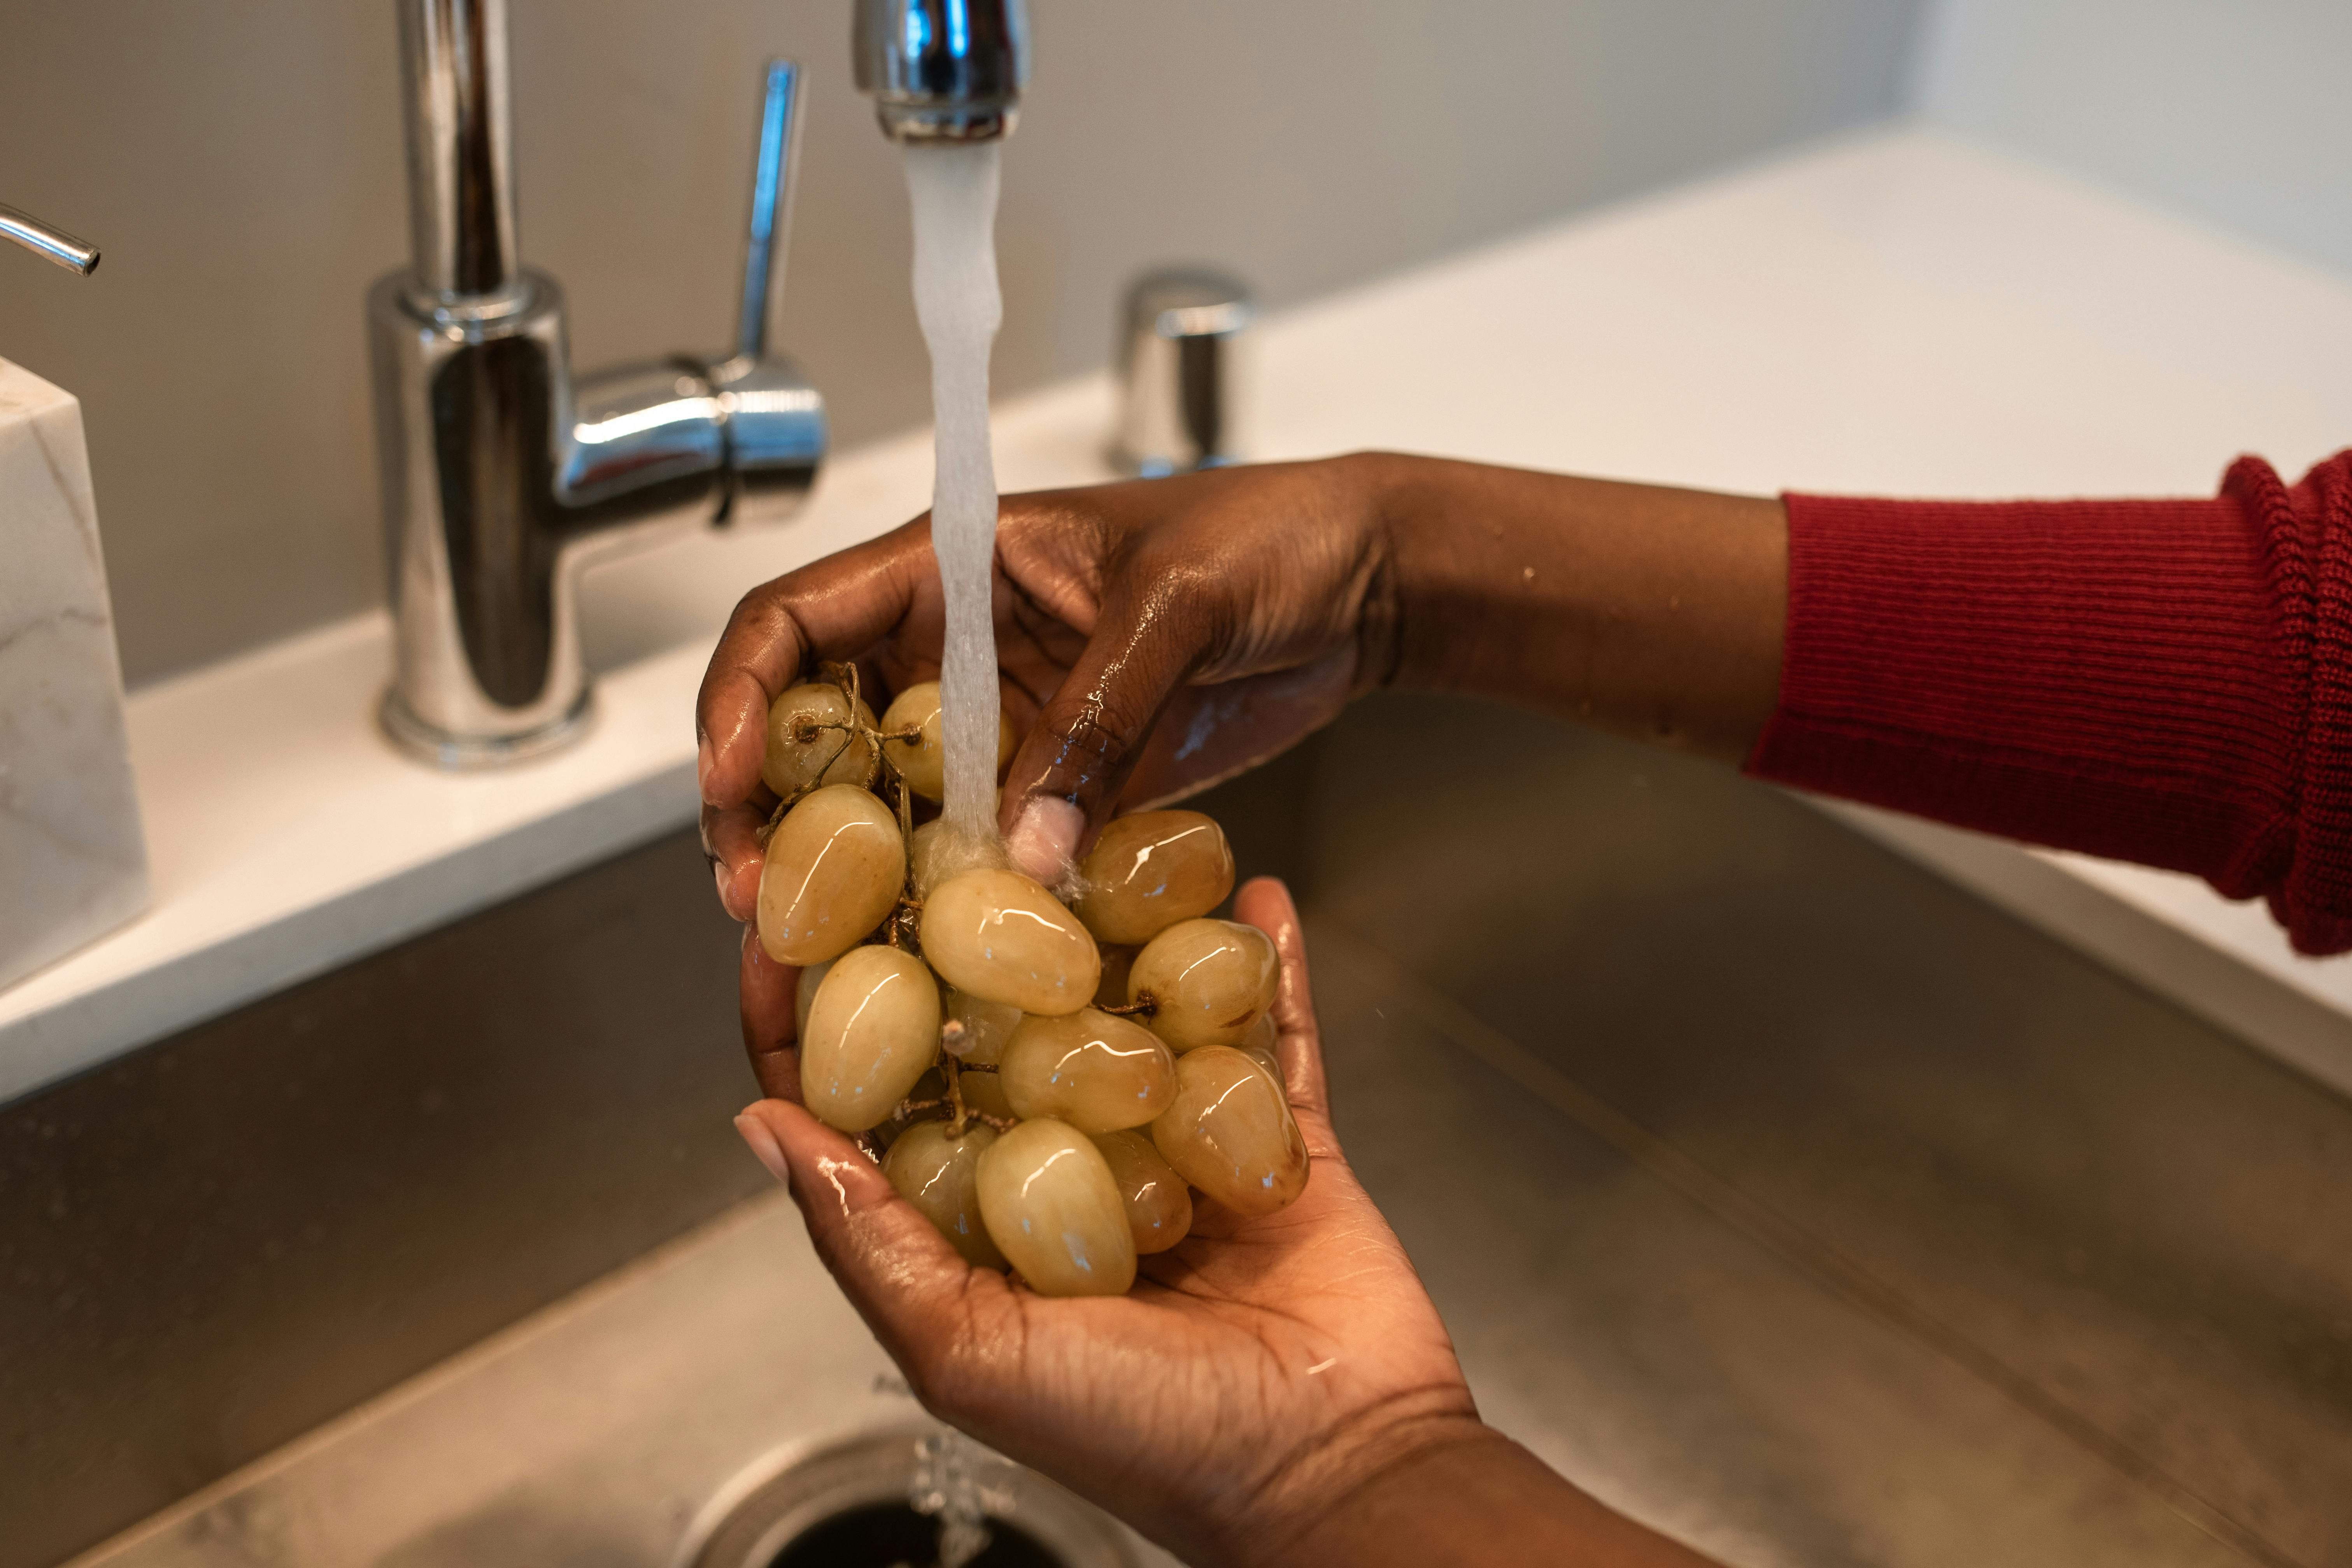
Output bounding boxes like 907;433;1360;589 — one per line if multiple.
1232;876;1336;1137
999;573;1212;883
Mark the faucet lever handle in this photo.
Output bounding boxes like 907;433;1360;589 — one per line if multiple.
733;59;805;366
708;56;825;526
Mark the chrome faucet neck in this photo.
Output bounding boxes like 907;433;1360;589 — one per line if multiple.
398;0;521;305
370;7;825;769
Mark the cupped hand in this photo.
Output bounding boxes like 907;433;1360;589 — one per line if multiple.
731;878;1485;1568
696;456;1395;927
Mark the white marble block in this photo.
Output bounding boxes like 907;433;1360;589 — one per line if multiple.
0;355;148;992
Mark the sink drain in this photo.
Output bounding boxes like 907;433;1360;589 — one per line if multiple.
766;1501;1059;1567
680;1426;1137;1568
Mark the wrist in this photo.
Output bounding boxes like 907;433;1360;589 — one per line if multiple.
1342;449;1525;701
1232;1422;1719;1568
1323;449;1435;696
1337;451;1788;762
1211;1407;1499;1568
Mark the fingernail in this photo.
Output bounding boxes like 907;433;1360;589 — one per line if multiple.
1005;797;1084;884
735;1112;792;1187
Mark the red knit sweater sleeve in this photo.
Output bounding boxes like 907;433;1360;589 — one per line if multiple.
1746;450;2352;955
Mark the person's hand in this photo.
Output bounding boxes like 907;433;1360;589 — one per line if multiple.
696;453;1785;939
702;450;1783;1118
697;456;1399;924
732;878;1480;1566
734;878;1720;1568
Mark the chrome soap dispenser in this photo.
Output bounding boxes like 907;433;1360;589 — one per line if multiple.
0;203;152;992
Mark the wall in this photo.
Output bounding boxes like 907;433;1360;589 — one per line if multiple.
1916;0;2352;279
0;0;1925;686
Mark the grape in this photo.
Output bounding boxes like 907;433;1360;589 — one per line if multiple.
801;945;942;1132
1129;918;1279;1051
943;985;1022;1065
976;1118;1137;1296
793;956;834;1042
881;680;1016;802
1238;1012;1281;1081
885;1119;1007;1269
758;785;907;965
959;1064;1017;1122
1090;1129;1192;1254
1150;1046;1310;1216
920;867;1102;1016
1092;943;1138;1009
1073;811;1236;945
764;682;878;797
737;713;1308;1291
999;1008;1176;1132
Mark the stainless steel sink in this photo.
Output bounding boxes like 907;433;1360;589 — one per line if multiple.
25;694;2352;1567
70;1197;1169;1568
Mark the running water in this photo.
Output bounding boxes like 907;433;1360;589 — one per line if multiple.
901;142;1011;1568
908;1429;997;1568
905;142;1009;855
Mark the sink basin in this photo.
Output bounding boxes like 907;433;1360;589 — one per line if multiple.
23;694;2352;1567
71;1195;1169;1568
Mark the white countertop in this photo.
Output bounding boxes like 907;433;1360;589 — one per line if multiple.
9;123;2352;1106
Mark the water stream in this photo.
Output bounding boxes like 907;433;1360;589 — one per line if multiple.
900;139;1011;1568
905;142;1009;855
908;1428;1000;1568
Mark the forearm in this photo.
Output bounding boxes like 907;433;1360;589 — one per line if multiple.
1241;1427;1721;1568
1363;452;1788;766
1362;441;2352;957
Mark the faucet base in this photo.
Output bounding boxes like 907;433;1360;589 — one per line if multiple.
378;685;596;771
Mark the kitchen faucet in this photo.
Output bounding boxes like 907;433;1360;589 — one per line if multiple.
370;0;824;767
370;0;1034;766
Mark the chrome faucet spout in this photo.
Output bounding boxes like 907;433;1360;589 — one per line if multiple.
369;1;825;768
853;0;1030;143
398;0;519;302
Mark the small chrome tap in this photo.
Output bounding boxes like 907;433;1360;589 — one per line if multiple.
369;0;825;767
0;203;100;276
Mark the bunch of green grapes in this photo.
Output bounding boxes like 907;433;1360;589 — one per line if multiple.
754;668;1311;1297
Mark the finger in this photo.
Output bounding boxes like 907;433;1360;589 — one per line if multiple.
1231;876;1334;1128
703;801;768;923
734;1098;999;1386
1114;653;1356;814
696;518;940;811
998;566;1216;883
739;929;802;1103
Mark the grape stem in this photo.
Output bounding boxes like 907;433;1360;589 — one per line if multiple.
943;1050;970;1134
796;718;923;745
1098;996;1157;1019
